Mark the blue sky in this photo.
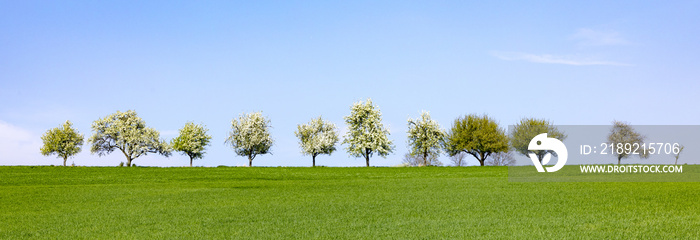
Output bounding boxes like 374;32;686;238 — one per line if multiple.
1;1;698;167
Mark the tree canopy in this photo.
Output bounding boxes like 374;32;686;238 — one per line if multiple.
510;118;566;163
40;120;84;166
171;122;212;167
225;112;274;167
444;114;509;166
407;111;445;166
342;99;394;167
295;116;339;167
88;110;171;167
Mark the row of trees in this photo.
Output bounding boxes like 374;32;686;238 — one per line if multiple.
41;99;665;167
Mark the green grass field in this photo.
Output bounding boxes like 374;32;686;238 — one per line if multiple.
0;166;697;239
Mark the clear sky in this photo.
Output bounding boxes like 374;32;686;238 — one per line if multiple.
1;1;698;167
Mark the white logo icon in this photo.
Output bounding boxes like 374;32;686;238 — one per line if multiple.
528;133;567;172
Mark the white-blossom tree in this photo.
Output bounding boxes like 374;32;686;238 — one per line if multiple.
608;121;647;164
295;116;339;167
171;122;212;167
225;112;274;167
88;110;171;167
407;111;445;166
342;99;395;167
40;120;84;166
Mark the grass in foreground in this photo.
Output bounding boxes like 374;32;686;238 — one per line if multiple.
0;166;698;239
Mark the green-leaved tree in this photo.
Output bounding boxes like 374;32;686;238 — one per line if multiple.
342;99;395;167
444;114;509;166
295;116;339;167
88;110;171;167
407;111;445;166
40;120;84;166
225;112;274;167
172;122;212;167
510;118;566;163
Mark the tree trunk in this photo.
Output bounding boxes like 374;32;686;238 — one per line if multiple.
618;156;621;165
121;149;133;167
63;157;67;167
479;152;486;166
312;155;316;167
190;156;193;167
423;152;428;166
365;148;370;167
248;155;253;167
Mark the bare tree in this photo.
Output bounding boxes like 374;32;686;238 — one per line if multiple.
485;152;515;166
675;144;684;165
402;153;442;166
450;152;467;166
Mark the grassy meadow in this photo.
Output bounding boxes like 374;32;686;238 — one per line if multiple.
0;166;697;239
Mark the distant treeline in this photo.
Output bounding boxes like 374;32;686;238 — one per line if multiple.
40;98;657;167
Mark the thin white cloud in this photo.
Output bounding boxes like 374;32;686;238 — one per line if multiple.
0;121;46;165
492;51;632;66
570;28;630;46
